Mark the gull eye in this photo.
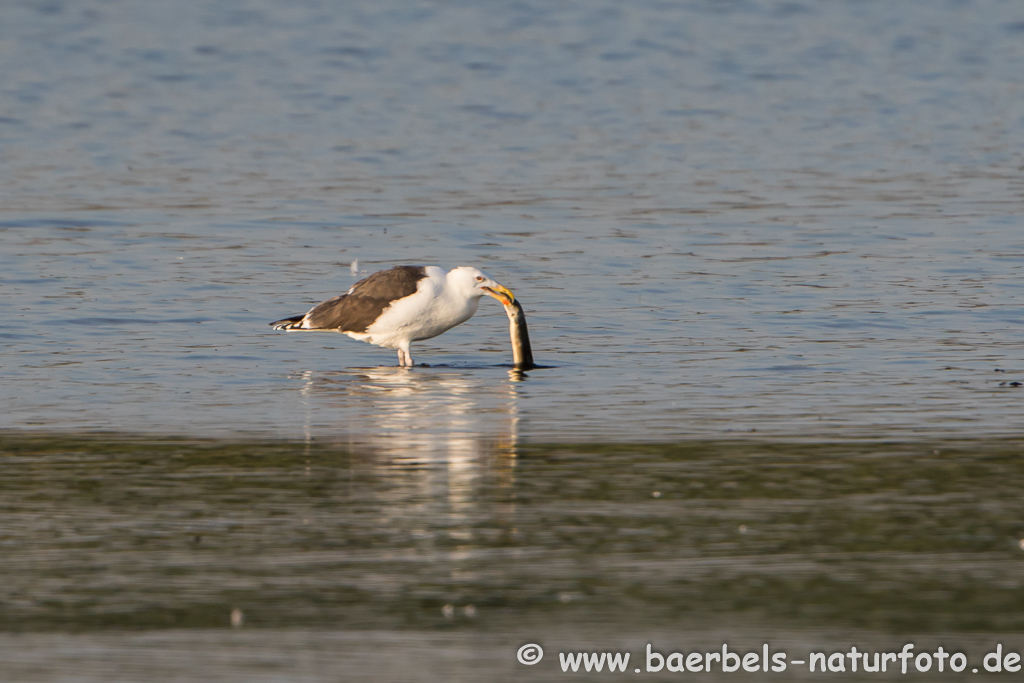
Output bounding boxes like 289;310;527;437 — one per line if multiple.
475;276;484;281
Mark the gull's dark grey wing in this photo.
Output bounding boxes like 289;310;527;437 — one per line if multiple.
271;266;428;333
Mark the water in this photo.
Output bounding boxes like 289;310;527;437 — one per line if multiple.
3;434;1024;681
3;0;1024;679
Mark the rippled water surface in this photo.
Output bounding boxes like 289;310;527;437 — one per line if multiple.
4;434;1024;682
3;0;1024;679
4;0;1024;441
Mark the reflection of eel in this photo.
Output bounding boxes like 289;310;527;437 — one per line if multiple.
502;300;536;370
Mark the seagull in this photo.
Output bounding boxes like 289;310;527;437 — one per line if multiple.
270;265;515;367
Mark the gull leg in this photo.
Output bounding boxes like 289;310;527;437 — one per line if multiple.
397;345;414;367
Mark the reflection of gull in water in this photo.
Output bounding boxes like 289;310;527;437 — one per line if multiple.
292;367;524;569
292;367;523;466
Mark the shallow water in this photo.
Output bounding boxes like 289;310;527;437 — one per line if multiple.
4;0;1024;679
3;434;1024;681
3;0;1024;441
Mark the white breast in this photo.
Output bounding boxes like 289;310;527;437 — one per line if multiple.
361;268;481;349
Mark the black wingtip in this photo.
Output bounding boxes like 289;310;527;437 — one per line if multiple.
270;315;305;330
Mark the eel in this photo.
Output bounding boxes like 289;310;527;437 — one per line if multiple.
502;299;536;370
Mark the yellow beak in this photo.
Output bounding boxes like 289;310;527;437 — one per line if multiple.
483;284;515;305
